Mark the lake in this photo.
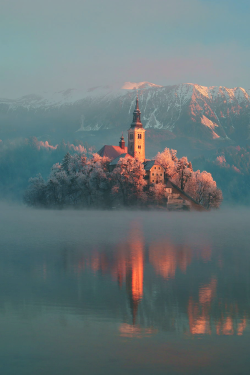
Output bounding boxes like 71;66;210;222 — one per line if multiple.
1;204;250;374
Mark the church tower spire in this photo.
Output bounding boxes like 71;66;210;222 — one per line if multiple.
128;96;146;162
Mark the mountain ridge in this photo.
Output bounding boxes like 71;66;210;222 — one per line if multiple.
1;82;250;158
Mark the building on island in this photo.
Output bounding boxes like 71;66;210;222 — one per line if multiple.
98;96;205;210
144;160;165;185
98;136;127;159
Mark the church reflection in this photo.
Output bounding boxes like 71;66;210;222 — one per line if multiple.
149;242;192;279
65;224;249;337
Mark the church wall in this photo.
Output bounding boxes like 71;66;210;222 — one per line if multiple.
148;165;164;184
128;128;146;162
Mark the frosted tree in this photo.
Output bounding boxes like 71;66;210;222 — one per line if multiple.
185;170;222;208
46;163;70;206
86;153;111;207
173;157;193;190
111;157;147;206
23;174;46;206
154;148;178;178
61;152;72;174
148;183;166;205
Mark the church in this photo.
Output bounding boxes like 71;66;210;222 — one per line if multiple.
98;97;204;211
98;96;145;162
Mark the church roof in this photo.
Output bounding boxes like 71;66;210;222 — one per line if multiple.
130;96;143;129
144;160;161;171
109;153;132;166
98;145;128;160
165;179;207;210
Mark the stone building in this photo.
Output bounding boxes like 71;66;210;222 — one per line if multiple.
164;180;205;211
144;160;165;184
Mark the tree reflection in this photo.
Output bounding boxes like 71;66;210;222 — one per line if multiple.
60;223;250;337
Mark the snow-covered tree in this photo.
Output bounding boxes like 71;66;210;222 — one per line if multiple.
23;174;46;206
24;149;223;209
86;154;111;207
154;148;178;178
61;152;72;174
111;157;147;206
148;183;166;205
46;164;70;206
173;157;193;190
185;170;222;208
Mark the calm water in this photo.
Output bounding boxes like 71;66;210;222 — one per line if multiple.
1;204;250;375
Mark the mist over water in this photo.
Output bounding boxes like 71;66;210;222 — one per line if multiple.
1;203;250;375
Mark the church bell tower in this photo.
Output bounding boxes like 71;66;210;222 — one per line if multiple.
128;96;146;162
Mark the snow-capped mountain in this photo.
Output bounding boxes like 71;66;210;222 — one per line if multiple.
1;82;250;156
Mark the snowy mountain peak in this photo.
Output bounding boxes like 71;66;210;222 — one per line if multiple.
121;81;162;90
1;82;250;147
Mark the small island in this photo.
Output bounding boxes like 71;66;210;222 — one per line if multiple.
24;98;222;210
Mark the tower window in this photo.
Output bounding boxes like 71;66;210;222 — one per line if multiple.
138;145;141;149
152;180;154;183
152;173;154;176
138;134;142;139
130;134;133;140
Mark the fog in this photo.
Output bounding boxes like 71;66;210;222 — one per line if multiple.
2;202;250;249
1;202;250;374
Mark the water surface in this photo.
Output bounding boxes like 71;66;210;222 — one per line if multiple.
1;205;250;374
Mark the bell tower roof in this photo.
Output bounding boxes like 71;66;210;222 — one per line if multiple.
119;132;126;149
130;96;143;129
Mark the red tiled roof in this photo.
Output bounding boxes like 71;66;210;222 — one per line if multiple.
98;145;128;160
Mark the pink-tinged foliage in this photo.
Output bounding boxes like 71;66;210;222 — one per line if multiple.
155;147;222;208
24;148;222;209
232;166;241;173
36;140;88;154
111;158;147;205
173;156;193;191
216;155;226;165
154;148;178;178
36;141;57;150
185;170;222;208
148;183;166;205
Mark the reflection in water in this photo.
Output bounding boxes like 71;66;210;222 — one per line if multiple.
149;242;192;279
127;225;144;324
3;207;250;375
188;279;217;335
119;323;157;338
66;224;249;337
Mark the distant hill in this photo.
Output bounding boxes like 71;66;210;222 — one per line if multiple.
1;82;250;158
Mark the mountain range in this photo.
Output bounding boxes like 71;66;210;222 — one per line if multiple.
1;82;250;158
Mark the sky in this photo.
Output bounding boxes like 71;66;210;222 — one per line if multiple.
1;0;250;98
